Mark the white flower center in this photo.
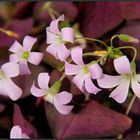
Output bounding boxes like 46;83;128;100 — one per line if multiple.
57;35;63;44
124;72;136;81
43;92;55;104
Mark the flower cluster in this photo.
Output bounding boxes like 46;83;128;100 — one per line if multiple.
1;14;139;138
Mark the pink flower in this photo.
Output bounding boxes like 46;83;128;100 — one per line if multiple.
30;72;73;115
65;47;102;94
9;35;43;75
0;62;22;101
46;14;74;62
10;125;30;139
97;55;140;103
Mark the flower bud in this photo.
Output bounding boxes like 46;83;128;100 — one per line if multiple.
118;34;139;43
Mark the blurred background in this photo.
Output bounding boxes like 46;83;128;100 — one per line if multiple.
0;1;140;139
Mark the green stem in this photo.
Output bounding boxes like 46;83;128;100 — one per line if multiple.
58;58;73;72
51;8;60;17
59;73;66;82
87;54;108;66
118;46;137;62
83;51;107;57
125;94;137;115
75;37;108;49
110;35;119;47
48;9;56;20
117;94;137;139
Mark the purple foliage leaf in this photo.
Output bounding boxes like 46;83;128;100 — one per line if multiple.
0;18;33;48
45;100;132;139
120;2;140;20
80;2;123;38
13;104;39;138
33;2;78;23
13;2;34;19
80;2;140;38
45;70;132;138
13;64;47;98
0;104;5;113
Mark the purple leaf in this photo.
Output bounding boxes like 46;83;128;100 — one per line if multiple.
0;18;33;48
45;100;132;138
80;2;123;38
123;97;140;117
13;64;46;98
53;2;78;21
33;2;78;23
9;18;33;38
13;104;39;138
79;2;140;39
120;2;140;20
0;104;5;113
13;2;34;19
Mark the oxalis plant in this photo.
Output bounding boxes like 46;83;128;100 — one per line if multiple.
0;3;139;139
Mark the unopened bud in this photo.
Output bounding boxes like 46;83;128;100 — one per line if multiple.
118;34;139;43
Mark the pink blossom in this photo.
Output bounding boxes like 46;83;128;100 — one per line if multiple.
65;47;102;94
0;62;22;101
46;14;74;62
30;72;73;115
97;55;140;103
9;35;43;75
10;125;30;139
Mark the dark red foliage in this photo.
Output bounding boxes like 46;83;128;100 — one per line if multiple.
45;100;132;139
0;18;33;48
79;2;140;38
13;104;39;138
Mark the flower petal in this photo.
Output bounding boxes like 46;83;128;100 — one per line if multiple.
0;79;8;97
19;61;31;75
97;74;123;88
49;14;64;34
38;73;50;90
23;35;37;51
5;79;22;101
9;54;20;63
71;47;84;65
28;52;43;65
65;62;82;75
57;44;70;62
73;72;86;92
54;97;73;115
0;79;22;101
9;40;23;53
131;77;140;98
109;78;130;103
61;27;74;43
46;44;58;59
136;74;140;82
89;63;102;79
114;55;131;74
22;133;30;139
55;91;72;104
10;125;22;139
46;27;60;44
1;62;19;78
30;82;46;97
85;76;101;94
